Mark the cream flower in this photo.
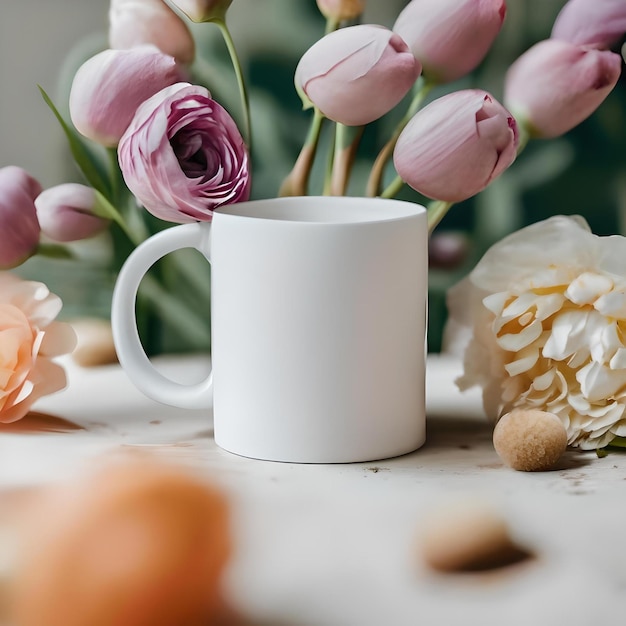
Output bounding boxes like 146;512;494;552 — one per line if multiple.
0;273;76;423
445;215;626;449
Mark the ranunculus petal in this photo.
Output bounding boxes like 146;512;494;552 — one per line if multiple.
0;274;73;423
39;322;78;357
118;83;250;223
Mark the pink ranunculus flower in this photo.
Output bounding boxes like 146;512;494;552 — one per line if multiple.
0;273;76;424
295;25;421;126
35;184;109;242
170;0;233;22
69;46;184;147
393;90;518;203
109;0;195;65
118;83;251;223
393;0;506;84
551;0;626;50
0;166;41;269
504;39;622;139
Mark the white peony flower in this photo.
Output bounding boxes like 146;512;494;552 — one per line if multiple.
444;215;626;450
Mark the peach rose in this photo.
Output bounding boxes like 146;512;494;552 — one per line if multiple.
0;273;76;423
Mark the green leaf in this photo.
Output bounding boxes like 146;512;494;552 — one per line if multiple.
38;86;111;197
597;436;626;456
607;436;626;448
36;243;74;260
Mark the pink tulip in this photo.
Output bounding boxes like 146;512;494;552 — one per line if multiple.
170;0;232;22
552;0;626;49
316;0;365;21
393;90;518;202
35;184;109;242
0;166;41;268
295;25;421;126
109;0;195;65
69;46;184;147
118;83;251;223
504;40;622;139
393;0;506;84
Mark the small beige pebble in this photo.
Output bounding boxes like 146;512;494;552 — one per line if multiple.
493;409;568;472
70;318;118;367
419;500;531;573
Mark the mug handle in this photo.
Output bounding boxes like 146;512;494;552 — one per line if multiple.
111;222;213;410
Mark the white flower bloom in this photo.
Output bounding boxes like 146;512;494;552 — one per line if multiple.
444;215;626;449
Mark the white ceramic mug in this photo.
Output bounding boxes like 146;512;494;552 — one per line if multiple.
111;196;428;463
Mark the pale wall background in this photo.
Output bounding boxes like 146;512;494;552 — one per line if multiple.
0;1;107;186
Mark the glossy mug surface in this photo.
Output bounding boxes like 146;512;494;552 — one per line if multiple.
111;196;428;463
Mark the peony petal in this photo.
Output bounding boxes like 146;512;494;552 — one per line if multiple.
576;361;626;402
565;271;613;304
496;318;542;351
504;350;539;376
594;290;626;318
610;348;626;370
535;293;566;321
610;420;626;437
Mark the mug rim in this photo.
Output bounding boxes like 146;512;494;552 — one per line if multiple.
212;196;427;226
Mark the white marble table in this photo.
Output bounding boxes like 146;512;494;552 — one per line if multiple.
1;354;624;626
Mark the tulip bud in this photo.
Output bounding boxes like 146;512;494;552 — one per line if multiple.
504;40;622;139
316;0;365;21
35;184;110;243
170;0;232;22
295;25;421;126
0;166;41;268
551;0;626;50
393;90;518;203
393;0;506;84
69;46;184;147
109;0;195;65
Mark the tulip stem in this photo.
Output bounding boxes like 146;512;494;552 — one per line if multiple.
214;19;252;152
426;200;454;234
279;108;325;196
379;174;405;199
330;123;364;195
516;124;531;155
325;17;340;34
366;79;433;197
